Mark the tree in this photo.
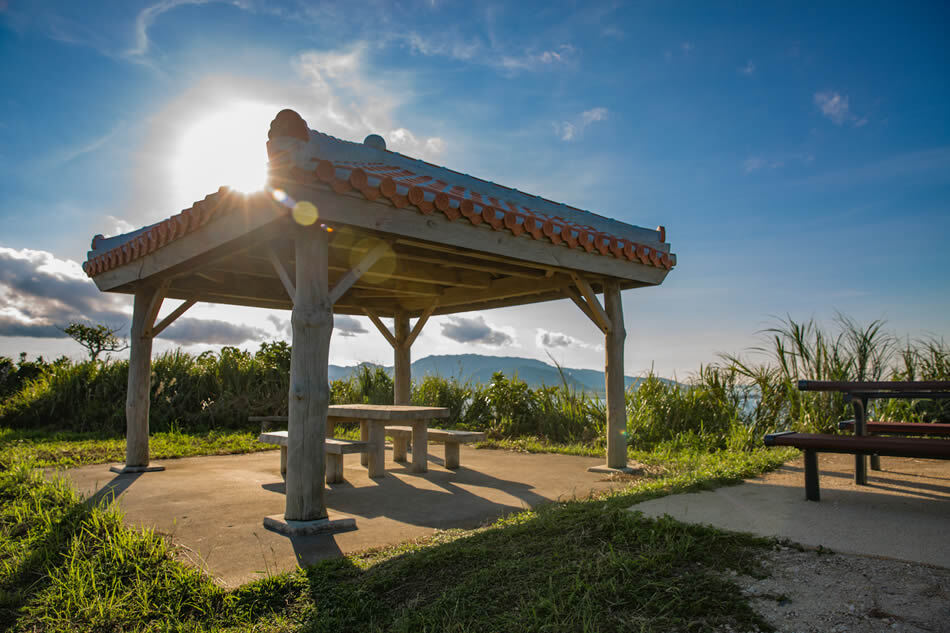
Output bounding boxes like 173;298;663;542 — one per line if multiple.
63;322;128;362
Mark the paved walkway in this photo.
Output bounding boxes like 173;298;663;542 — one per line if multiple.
630;453;950;568
65;446;627;586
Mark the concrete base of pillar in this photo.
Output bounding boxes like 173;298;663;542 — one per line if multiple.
109;464;165;474
587;464;641;475
263;514;357;536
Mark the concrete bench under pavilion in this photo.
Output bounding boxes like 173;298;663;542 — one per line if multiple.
83;109;677;534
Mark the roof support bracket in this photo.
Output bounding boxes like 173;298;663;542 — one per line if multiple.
142;280;170;339
329;240;392;305
404;301;438;350
267;246;296;303
363;300;438;351
363;308;398;348
569;274;612;334
149;298;197;338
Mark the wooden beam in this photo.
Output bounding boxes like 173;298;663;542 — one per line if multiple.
149;298;197;338
328;240;392;304
571;274;611;333
267;246;296;302
363;308;397;348
91;196;287;291
394;311;410;405
285;226;331;521
143;280;169;337
404;301;437;349
124;285;160;469
564;286;604;333
603;279;627;470
278;183;670;285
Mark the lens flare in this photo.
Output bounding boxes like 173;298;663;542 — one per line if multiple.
292;201;319;226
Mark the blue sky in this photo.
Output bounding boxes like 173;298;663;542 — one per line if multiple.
1;0;948;377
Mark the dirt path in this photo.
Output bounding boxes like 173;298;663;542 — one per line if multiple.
730;546;950;632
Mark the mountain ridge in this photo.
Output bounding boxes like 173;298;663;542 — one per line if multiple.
328;353;673;394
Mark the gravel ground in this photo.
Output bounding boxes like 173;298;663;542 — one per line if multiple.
728;546;950;632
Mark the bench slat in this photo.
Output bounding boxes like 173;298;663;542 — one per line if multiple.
384;426;486;442
838;420;950;436
258;432;371;455
764;432;950;459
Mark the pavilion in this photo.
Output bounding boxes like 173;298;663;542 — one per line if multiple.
83;109;676;530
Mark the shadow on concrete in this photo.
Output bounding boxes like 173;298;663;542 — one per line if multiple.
779;464;950;497
261;458;549;531
288;533;346;567
84;471;143;508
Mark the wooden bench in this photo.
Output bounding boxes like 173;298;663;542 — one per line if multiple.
838;420;950;436
258;431;371;484
764;431;950;501
384;426;486;469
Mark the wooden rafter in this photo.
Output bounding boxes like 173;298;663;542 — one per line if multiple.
267;245;296;302
328;240;392;304
405;301;437;349
571;273;611;334
363;308;397;348
150;298;197;338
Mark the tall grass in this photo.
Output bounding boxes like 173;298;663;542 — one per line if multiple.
1;315;947;449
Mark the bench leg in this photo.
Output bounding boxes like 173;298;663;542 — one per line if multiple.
804;449;820;502
870;454;881;471
367;422;385;479
326;453;344;484
327;420;336;439
280;446;287;479
411;420;428;473
445;442;460;469
855;453;868;485
392;435;409;462
360;420;369;467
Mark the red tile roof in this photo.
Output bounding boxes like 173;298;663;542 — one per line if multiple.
84;109;675;278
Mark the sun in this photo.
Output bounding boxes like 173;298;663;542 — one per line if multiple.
173;102;276;200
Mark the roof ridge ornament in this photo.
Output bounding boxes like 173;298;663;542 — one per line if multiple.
268;109;309;142
363;134;386;151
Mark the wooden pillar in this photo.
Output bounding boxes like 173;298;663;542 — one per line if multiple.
285;228;332;521
123;286;158;469
604;280;627;470
394;311;411;405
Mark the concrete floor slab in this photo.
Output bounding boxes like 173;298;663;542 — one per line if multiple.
64;445;627;586
630;453;950;568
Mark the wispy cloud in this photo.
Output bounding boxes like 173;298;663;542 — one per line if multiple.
814;91;868;127
51;122;125;165
554;107;608;141
405;31;576;75
739;60;756;75
127;0;210;59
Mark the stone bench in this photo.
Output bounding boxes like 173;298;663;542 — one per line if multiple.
384;426;486;469
258;431;371;484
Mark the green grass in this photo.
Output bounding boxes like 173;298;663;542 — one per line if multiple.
0;444;796;632
0;428;277;470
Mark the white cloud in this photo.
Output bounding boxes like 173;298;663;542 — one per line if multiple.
536;329;602;351
554;107;608;141
0;246;267;346
814;91;868;127
440;316;514;346
740;60;755;75
268;314;368;339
